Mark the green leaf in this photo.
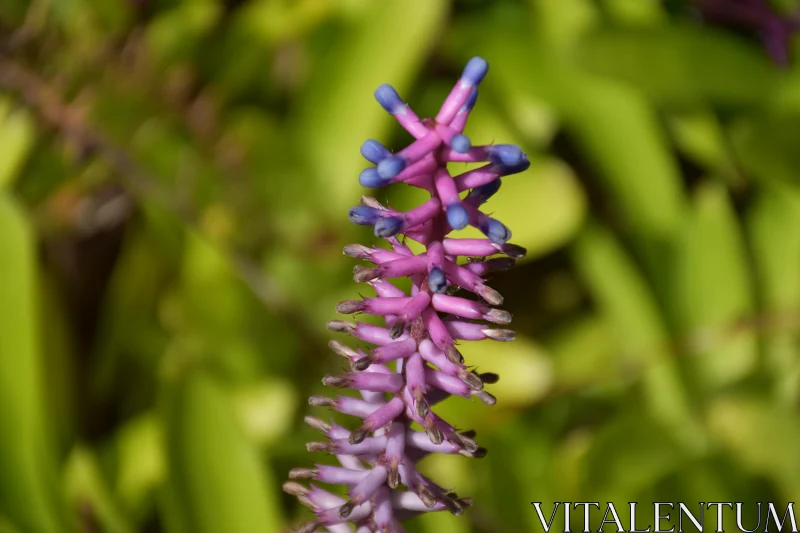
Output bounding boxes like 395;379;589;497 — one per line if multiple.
708;396;800;498
586;411;683;500
295;0;448;217
731;111;800;189
566;80;686;241
161;369;283;533
0;97;35;191
576;25;780;105
746;185;800;403
145;0;222;65
113;414;165;521
546;315;617;390
572;222;705;452
669;183;756;390
666;110;739;180
0;194;71;532
63;447;136;533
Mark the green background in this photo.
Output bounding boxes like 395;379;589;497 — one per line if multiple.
1;0;800;531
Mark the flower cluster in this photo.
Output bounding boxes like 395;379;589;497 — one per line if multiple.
284;57;530;533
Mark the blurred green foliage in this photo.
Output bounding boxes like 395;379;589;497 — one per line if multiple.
1;0;800;531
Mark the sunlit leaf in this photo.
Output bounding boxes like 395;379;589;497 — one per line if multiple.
0;195;71;532
0;98;34;191
572;222;705;452
161;369;283;533
746;185;800;403
709;396;800;498
577;25;780;105
63;446;135;533
669;182;756;390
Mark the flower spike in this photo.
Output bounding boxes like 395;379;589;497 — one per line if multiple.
286;56;528;532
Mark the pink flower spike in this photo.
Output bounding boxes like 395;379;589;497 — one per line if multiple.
442;238;502;257
349;322;408;346
424;367;470;398
373;487;395;531
361;296;415;316
374;256;426;279
362;397;406;431
397;132;443;165
328;395;382;418
349;466;389;504
431;293;486;320
404;352;426;393
351;372;404;393
292;56;525;532
393;154;439;183
385;422;406;488
401;197;442;230
405;431;462;455
315;465;371;486
316;500;372;525
454;163;502;191
370;279;407;299
462;257;516;277
442;319;488;341
441;145;491;163
418;339;461;376
370;338;417;365
326;436;388;456
398;292;431;323
421;308;454;351
448;87;478;133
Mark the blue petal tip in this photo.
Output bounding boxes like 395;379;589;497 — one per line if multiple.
488;144;525;167
375;84;404;114
349;205;383;226
374;216;404;238
359;168;392;188
468;179;502;203
462;88;479;112
461;57;489;86
451;134;471;153
361;139;390;164
480;218;512;245
377;155;406;179
499;156;530;176
446;203;469;230
428;267;447;294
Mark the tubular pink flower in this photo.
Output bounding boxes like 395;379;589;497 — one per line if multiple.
285;57;528;532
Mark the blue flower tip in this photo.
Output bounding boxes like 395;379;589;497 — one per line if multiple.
482;218;512;245
361;139;390;164
359;167;391;188
349;205;382;226
451;134;471;154
462;57;489;86
428;267;448;294
500;154;530;176
488;144;525;167
374;215;404;238
468;179;502;203
377;155;406;179
446;203;469;230
375;84;404;114
462;88;479;112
